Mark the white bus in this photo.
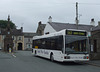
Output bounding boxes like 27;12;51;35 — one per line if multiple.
32;29;89;62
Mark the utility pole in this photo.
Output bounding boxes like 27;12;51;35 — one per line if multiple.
76;2;78;29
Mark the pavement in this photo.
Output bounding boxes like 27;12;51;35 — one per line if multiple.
85;60;100;67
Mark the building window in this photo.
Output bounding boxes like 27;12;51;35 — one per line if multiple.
27;44;31;48
29;44;30;48
45;32;49;34
12;36;14;40
19;36;22;40
8;32;10;34
14;36;16;40
3;35;6;40
28;38;30;42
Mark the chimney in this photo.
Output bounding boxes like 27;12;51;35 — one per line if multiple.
98;21;100;26
48;16;52;23
21;27;23;32
90;18;95;26
38;21;42;25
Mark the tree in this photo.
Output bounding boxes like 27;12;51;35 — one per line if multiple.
0;20;16;29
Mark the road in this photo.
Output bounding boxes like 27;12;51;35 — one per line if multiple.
0;51;100;72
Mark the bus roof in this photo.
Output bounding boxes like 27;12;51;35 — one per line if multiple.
33;29;87;40
33;29;65;40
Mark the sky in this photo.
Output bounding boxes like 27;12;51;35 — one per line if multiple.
0;0;100;32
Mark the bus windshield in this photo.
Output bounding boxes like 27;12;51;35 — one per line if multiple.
65;35;88;54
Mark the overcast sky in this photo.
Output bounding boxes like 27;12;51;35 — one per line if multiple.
0;0;100;32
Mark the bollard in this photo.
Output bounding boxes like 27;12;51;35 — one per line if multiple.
9;48;11;53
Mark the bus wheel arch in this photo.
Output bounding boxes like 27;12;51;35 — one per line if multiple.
50;52;54;61
35;50;37;55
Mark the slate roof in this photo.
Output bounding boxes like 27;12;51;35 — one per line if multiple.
24;32;37;38
48;22;94;32
91;25;100;31
0;29;23;36
11;29;23;36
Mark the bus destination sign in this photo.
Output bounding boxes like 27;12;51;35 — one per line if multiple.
66;30;87;36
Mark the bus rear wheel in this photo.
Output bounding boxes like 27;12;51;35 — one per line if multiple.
50;54;54;62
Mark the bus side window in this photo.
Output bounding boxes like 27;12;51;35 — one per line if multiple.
32;40;36;48
41;39;45;49
50;36;63;50
57;36;63;50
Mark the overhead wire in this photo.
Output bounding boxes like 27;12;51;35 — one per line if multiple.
77;3;100;6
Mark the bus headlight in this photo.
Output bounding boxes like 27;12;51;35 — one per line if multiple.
64;56;70;59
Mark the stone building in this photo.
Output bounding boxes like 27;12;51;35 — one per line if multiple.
90;23;100;60
36;21;46;35
1;28;24;51
0;16;24;51
24;32;37;50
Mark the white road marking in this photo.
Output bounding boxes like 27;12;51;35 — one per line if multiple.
12;53;16;57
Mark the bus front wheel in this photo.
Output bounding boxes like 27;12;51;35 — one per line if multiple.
50;54;54;62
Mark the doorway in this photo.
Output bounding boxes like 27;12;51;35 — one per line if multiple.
18;43;22;50
94;40;97;53
7;44;9;52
